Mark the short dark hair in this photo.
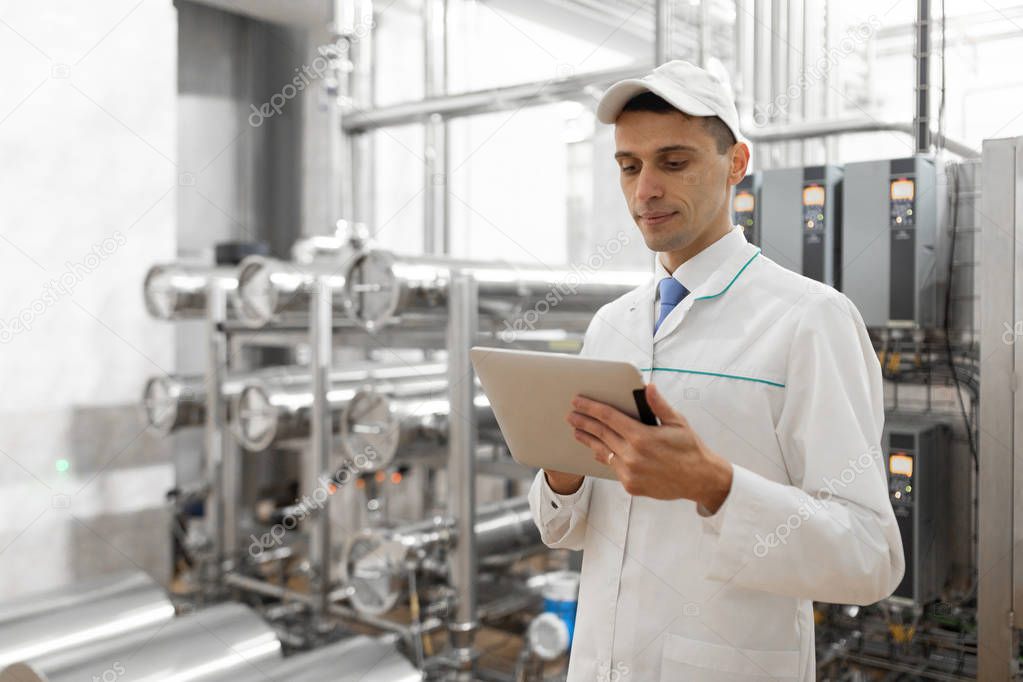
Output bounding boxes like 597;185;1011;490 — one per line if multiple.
620;91;736;155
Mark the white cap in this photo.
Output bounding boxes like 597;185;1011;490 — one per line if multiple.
596;59;746;145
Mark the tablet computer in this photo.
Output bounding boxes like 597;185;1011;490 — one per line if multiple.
470;346;656;480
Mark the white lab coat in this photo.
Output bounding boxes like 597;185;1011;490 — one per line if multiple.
529;226;904;681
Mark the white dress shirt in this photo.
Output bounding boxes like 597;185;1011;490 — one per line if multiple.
529;225;904;681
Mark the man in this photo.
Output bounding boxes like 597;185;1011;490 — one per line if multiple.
528;60;904;681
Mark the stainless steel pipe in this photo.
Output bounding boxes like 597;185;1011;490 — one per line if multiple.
290;221;369;264
231;363;498;472
231;362;446;451
341;64;647;132
0;602;281;682
341;249;650;330
143;263;238;320
143;366;348;435
235;255;351;328
143;374;207;434
0;571;174;668
341;497;541;615
258;635;422;681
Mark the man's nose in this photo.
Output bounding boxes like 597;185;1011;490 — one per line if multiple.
634;167;663;203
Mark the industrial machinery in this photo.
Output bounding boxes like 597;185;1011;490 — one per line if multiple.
113;0;1005;677
343;497;541;616
760;164;844;286
842;156;941;327
733;171;761;246
137;218;639;681
884;419;953;605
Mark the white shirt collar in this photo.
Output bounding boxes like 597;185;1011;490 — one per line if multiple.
658;225;746;294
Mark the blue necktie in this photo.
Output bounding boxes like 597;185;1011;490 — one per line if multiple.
654;276;689;335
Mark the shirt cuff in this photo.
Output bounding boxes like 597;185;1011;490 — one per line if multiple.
538;471;589;523
696;461;740;534
696;487;734;535
544;472;585;509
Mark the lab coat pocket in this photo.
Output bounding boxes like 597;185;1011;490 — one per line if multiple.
659;633;800;682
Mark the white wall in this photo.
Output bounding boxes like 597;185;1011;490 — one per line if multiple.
0;1;177;597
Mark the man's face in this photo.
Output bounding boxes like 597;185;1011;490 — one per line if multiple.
614;110;736;254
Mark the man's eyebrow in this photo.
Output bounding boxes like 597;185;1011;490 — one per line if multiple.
614;145;698;159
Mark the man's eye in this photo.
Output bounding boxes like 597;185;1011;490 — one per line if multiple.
620;165;638;174
665;161;688;170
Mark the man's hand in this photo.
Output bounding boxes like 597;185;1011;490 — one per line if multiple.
566;382;733;512
543;469;584;495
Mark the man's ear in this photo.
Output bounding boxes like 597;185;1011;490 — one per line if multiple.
727;142;751;186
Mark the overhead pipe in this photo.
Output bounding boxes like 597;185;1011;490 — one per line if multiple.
745;117;979;158
341;64;650;132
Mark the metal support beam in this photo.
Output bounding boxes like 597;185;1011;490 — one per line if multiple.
655;0;672;64
445;273;479;679
203;281;229;584
349;0;374;227
308;276;335;617
327;0;354;225
424;0;448;255
914;0;932;154
977;137;1021;680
